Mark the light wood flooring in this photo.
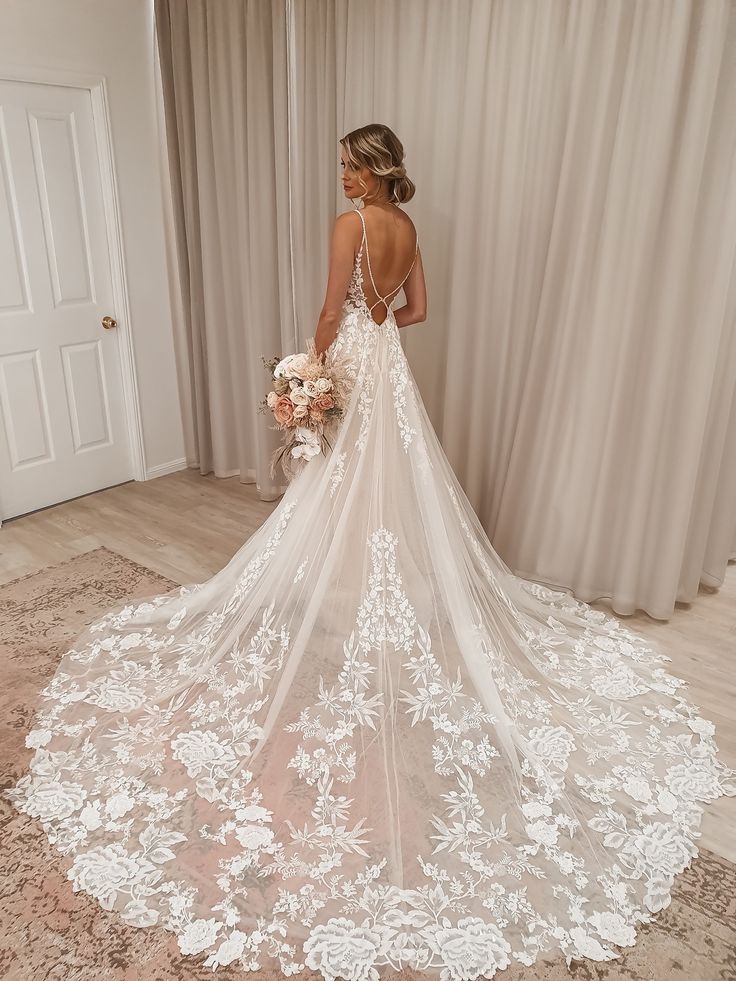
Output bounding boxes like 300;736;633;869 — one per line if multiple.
1;468;734;862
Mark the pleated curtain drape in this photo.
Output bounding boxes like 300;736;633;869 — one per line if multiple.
154;0;736;619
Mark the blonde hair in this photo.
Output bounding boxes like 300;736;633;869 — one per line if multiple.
339;123;416;204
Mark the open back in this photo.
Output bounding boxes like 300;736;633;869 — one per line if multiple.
354;208;419;326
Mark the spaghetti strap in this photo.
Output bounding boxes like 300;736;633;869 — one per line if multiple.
354;207;367;250
353;208;419;317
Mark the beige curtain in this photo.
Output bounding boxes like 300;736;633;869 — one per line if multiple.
154;0;295;500
154;0;736;618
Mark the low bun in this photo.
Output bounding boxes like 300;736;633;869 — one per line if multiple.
392;173;415;204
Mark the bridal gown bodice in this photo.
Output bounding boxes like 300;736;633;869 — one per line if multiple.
5;205;735;981
326;206;423;458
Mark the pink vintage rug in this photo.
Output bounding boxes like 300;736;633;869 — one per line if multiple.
1;547;734;980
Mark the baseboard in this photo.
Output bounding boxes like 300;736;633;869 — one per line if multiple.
142;459;288;499
143;457;189;480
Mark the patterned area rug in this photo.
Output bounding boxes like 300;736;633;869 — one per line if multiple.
0;547;734;981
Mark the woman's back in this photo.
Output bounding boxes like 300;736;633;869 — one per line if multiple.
356;203;419;325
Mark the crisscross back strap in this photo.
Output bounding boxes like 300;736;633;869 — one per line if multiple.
355;208;419;313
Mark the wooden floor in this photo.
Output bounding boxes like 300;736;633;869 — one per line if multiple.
1;468;734;862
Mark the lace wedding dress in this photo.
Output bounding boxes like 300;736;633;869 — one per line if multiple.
7;206;735;981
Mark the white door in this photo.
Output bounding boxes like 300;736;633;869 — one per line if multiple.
0;79;132;520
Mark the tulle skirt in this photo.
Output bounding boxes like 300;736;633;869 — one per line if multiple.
6;308;735;980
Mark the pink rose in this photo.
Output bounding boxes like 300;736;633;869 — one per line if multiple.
273;395;295;427
313;393;335;411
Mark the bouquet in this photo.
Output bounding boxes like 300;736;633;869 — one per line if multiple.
258;337;353;481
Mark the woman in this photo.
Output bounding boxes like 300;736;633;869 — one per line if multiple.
7;123;734;980
314;135;426;359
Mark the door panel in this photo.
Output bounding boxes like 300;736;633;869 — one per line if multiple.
0;79;131;520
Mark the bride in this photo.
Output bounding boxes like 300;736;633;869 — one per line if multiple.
7;123;735;981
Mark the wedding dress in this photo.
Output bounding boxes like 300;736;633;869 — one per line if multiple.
7;205;735;981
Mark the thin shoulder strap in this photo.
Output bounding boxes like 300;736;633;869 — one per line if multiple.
354;209;385;303
354;207;367;255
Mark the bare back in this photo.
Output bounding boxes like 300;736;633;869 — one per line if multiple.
354;205;419;326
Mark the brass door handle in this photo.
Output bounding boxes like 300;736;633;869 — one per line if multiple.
102;316;117;330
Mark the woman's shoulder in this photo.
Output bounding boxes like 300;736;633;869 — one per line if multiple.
363;203;416;232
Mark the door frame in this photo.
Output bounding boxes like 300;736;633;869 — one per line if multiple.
0;64;146;527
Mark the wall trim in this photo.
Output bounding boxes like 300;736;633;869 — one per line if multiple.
144;457;188;480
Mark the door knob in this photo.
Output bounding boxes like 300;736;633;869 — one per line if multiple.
101;316;117;330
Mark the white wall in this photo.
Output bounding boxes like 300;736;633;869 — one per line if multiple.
0;0;185;477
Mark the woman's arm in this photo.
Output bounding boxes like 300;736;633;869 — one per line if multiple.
314;213;359;358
